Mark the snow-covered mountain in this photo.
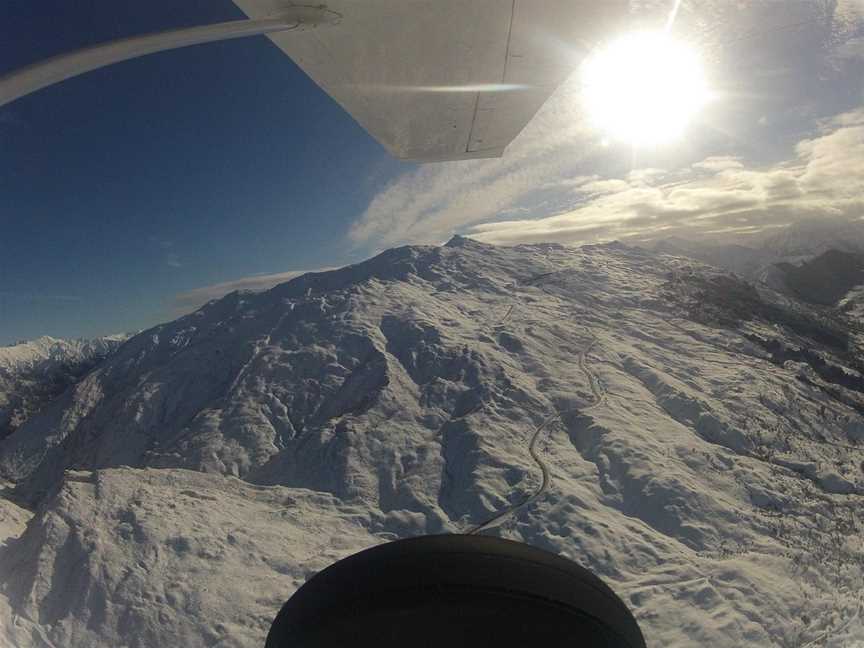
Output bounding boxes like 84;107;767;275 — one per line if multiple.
0;335;126;374
647;218;864;302
1;239;863;647
0;336;128;443
758;217;864;260
649;237;768;278
776;250;864;306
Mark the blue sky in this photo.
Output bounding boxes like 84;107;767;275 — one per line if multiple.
0;0;407;344
1;0;862;344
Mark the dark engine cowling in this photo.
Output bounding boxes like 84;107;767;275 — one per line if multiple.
265;534;646;648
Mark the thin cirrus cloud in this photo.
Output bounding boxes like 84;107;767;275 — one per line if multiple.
171;268;336;315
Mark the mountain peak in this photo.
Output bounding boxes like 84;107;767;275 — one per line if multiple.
444;234;487;249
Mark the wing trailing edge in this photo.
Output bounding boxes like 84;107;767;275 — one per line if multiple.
233;0;627;162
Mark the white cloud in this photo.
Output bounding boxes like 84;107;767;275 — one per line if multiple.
467;109;864;246
172;269;335;314
691;156;745;172
351;94;864;248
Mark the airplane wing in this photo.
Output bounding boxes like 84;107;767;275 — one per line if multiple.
232;0;625;162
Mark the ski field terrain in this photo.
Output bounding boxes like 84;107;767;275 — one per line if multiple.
1;238;863;647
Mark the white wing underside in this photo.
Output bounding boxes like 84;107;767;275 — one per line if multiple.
232;0;623;162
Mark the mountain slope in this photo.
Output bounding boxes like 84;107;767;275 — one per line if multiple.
1;239;863;647
776;249;864;306
0;336;128;443
1;468;378;648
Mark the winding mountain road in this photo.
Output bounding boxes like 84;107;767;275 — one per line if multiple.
468;336;603;534
579;337;605;411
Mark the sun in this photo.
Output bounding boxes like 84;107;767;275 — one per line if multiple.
581;32;710;147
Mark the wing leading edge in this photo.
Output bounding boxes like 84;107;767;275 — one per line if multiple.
232;0;626;162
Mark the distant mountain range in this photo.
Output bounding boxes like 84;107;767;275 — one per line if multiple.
650;237;768;277
758;217;864;259
646;217;864;305
0;336;127;442
776;250;864;306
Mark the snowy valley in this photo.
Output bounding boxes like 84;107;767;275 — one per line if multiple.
1;237;863;647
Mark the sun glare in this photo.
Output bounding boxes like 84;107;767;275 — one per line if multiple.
582;32;710;147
